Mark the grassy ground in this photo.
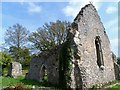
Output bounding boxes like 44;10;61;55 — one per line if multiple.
0;76;40;89
1;75;120;89
106;83;120;90
111;84;120;88
1;68;59;89
0;76;59;89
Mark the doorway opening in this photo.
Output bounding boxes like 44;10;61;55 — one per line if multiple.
40;65;48;82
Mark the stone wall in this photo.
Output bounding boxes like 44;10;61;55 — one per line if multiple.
8;62;22;78
69;4;115;88
112;52;120;80
26;4;116;89
25;46;60;84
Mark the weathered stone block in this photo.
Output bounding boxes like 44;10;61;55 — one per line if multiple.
8;62;22;78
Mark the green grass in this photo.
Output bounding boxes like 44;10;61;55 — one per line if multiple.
107;84;120;90
0;76;23;87
0;76;40;89
0;76;59;89
1;75;120;89
111;84;120;88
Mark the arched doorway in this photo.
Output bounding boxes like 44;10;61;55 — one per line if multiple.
40;65;48;82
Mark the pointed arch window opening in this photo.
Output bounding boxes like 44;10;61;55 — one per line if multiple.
40;65;48;82
95;36;104;70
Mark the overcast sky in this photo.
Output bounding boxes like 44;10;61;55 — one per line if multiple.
0;1;118;56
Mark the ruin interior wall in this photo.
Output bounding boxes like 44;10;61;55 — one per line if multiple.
25;47;60;84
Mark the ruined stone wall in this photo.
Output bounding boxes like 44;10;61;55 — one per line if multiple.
26;4;116;89
112;52;120;80
8;62;22;78
70;4;115;88
25;46;60;84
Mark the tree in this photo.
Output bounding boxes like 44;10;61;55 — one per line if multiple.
18;47;31;67
28;20;71;52
117;57;120;65
5;24;29;61
0;51;13;75
9;46;20;61
0;52;13;68
9;46;31;66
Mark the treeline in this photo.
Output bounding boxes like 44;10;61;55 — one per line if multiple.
0;20;71;74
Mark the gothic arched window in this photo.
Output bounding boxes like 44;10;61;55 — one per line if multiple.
95;36;104;70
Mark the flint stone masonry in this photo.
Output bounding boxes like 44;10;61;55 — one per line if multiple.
112;52;120;80
69;4;115;88
26;4;116;89
8;62;22;78
25;46;60;84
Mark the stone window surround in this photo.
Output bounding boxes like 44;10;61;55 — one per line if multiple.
95;36;104;70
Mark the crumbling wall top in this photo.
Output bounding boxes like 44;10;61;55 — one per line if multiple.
74;4;96;22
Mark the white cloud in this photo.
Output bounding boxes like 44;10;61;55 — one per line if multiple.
105;18;118;31
110;38;118;47
106;6;117;14
28;2;42;13
103;18;118;56
63;0;102;18
63;5;79;17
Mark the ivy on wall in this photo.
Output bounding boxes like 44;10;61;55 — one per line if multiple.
59;40;73;88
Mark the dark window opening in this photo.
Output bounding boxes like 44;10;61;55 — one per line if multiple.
95;36;104;69
42;66;48;82
56;67;58;71
34;64;38;68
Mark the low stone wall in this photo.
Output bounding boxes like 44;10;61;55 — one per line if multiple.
25;46;60;84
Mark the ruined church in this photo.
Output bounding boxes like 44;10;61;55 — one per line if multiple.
25;4;117;89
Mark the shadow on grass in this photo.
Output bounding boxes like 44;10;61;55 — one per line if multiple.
20;79;40;87
20;79;60;88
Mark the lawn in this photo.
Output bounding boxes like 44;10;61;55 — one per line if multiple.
0;76;40;89
107;83;120;90
111;84;120;88
1;76;120;89
0;76;59;89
